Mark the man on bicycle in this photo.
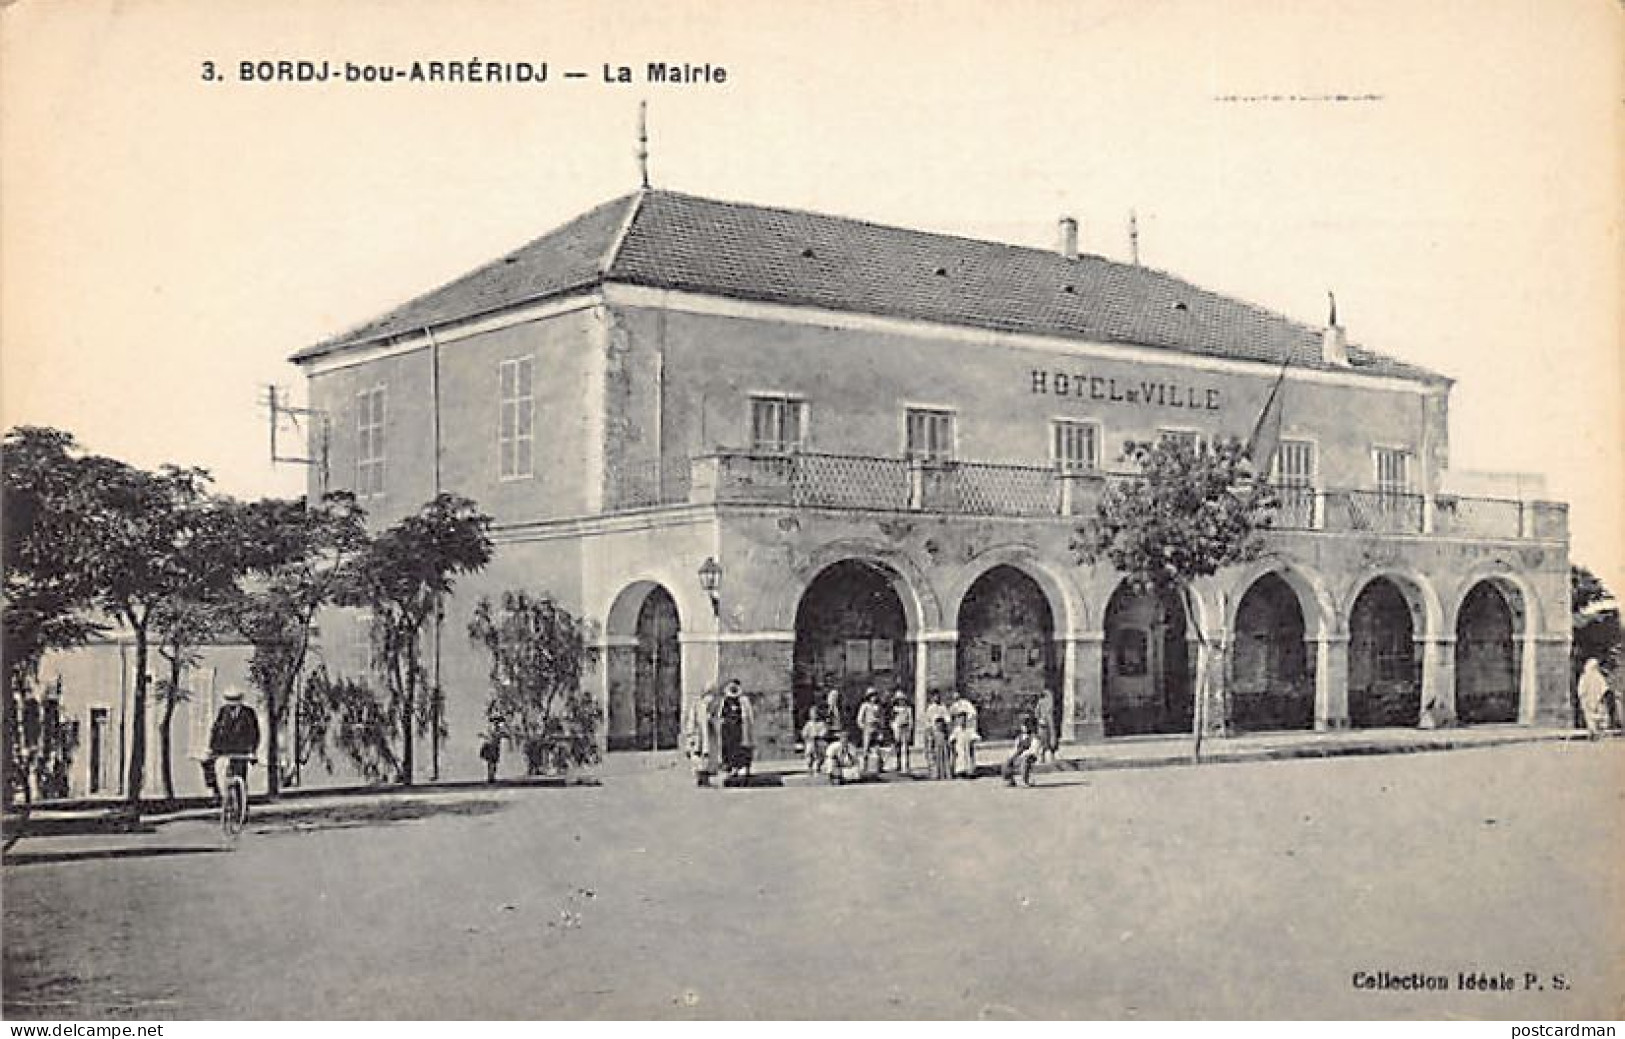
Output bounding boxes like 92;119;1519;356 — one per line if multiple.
203;685;260;803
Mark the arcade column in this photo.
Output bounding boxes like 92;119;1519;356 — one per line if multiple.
1312;635;1350;731
913;630;957;745
1058;633;1104;742
1418;635;1457;728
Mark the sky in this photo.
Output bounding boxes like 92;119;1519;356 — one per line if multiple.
3;0;1621;591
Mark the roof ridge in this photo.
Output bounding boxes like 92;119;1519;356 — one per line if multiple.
600;188;647;276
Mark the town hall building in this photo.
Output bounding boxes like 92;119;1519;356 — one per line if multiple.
289;188;1573;774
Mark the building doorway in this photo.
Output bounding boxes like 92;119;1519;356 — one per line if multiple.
1231;573;1313;731
793;560;911;741
956;565;1056;740
1102;581;1191;737
1455;581;1520;724
1349;577;1420;727
605;583;682;752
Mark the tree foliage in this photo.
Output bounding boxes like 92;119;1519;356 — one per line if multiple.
231;493;369;793
345;494;492;785
1073;437;1277;759
468;591;601;774
1571;564;1621;678
295;666;399;784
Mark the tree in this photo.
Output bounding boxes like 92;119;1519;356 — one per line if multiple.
295;666;398;784
468;591;601;774
348;494;491;786
1073;437;1276;761
60;454;227;807
2;427;103;807
232;493;368;795
1571;565;1620;679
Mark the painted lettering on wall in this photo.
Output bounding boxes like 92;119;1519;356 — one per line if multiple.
1030;369;1222;410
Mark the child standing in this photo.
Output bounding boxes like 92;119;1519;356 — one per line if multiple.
889;691;914;774
801;708;830;774
856;689;884;773
949;715;980;779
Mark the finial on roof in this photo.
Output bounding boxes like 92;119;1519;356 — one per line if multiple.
636;100;650;189
1129;209;1140;266
1327;289;1338;328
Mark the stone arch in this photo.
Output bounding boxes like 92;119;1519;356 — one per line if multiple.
770;538;939;636
945;545;1087;637
792;557;920;738
1346;573;1433;728
1342;568;1442;642
1224;558;1338;640
953;564;1059;740
1450;567;1536;726
603;581;684;752
1229;572;1314;731
1101;578;1193;737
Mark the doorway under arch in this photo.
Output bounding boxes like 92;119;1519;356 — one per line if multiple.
955;565;1057;740
1349;577;1420;728
1231;572;1313;731
792;560;912;740
1455;580;1521;724
605;584;682;752
1102;581;1191;737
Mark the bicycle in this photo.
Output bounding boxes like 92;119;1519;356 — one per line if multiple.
217;755;256;840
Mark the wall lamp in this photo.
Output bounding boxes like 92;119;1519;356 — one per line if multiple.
698;556;723;616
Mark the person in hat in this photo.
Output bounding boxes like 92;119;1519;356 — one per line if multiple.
889;690;914;773
856;688;884;773
203;685;260;805
1002;717;1041;787
717;679;755;784
824;727;862;785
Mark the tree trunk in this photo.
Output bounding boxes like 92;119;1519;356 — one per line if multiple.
126;624;149;806
401;637;417;787
158;653;183;800
265;675;281;798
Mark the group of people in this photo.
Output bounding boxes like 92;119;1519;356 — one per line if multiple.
683;679;757;787
800;685;1061;787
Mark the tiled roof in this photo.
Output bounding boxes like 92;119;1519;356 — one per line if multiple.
293;189;1448;383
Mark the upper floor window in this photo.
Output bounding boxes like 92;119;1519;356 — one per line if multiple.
749;394;807;454
356;386;386;496
1158;428;1202;453
905;407;956;463
1374;447;1413;494
1051;419;1100;473
499;357;535;480
1274;439;1316;487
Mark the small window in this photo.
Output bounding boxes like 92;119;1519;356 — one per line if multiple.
499;357;535;480
356;386;386;496
749;395;807;454
905;408;956;463
1051;420;1100;473
1374;447;1413;494
1158;428;1202;453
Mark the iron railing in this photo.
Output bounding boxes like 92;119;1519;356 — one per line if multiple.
602;451;1563;540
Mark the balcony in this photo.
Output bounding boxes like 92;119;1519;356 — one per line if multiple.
605;451;1567;540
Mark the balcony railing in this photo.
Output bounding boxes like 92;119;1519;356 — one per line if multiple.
605;451;1566;540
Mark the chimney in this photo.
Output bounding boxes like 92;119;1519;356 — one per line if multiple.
1321;290;1349;366
1058;216;1079;260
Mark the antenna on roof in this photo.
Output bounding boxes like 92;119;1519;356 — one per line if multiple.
1327;289;1338;327
1128;209;1140;266
636;100;650;189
